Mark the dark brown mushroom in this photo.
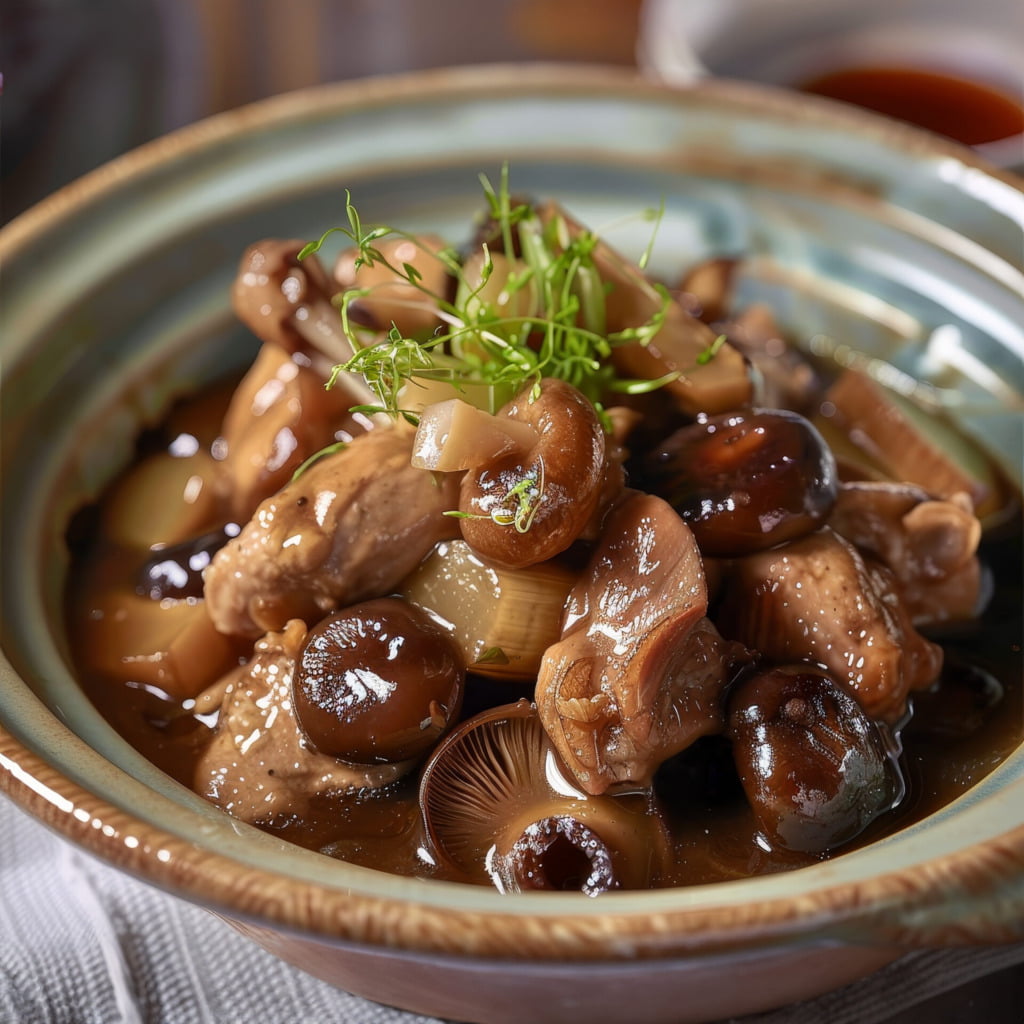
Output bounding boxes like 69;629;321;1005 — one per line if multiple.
457;378;608;569
727;664;905;854
640;408;838;557
418;701;670;894
293;598;464;764
195;619;411;827
136;523;239;600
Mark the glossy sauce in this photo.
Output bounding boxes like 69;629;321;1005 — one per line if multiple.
800;66;1024;146
63;373;1024;887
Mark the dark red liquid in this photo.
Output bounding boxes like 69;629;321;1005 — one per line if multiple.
801;66;1024;146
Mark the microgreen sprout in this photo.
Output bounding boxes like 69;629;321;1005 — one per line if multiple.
299;166;697;426
444;459;546;535
698;333;728;366
298;168;729;527
290;440;348;481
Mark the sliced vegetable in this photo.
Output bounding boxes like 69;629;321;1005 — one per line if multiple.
400;539;576;681
816;366;1006;521
536;200;753;416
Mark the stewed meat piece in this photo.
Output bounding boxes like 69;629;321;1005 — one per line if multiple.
716;527;943;723
828;481;984;627
203;424;461;637
536;491;745;795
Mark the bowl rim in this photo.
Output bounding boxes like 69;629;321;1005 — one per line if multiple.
2;62;1022;964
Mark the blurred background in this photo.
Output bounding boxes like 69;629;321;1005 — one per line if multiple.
2;0;1022;223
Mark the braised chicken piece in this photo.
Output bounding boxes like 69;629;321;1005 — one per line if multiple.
203;424;461;637
716;527;943;723
828;481;984;627
536;491;746;796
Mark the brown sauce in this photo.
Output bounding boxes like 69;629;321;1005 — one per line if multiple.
63;372;1024;888
800;66;1024;146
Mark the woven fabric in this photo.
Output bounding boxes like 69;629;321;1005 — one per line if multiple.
1;795;1021;1024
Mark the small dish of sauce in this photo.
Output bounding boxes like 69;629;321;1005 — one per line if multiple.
800;65;1024;148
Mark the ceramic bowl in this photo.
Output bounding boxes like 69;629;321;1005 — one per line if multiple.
1;66;1022;1024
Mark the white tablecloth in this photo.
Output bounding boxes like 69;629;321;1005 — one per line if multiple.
2;795;1021;1024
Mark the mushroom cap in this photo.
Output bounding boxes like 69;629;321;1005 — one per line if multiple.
458;378;607;570
727;664;905;854
293;597;465;765
641;408;838;557
418;701;669;893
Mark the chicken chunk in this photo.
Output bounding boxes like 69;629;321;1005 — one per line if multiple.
717;527;943;723
828;481;985;627
536;492;743;795
204;424;461;637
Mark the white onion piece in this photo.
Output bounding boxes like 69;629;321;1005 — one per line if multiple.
411;398;538;472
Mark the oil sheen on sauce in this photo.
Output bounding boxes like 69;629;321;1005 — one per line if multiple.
65;374;1024;888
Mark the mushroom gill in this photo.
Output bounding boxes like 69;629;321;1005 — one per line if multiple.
418;701;669;895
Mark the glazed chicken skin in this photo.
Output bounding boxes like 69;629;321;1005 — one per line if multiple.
536;491;744;796
204;424;461;638
717;527;943;724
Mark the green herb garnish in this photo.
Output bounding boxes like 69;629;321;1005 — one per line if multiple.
300;164;682;424
444;460;546;534
475;646;510;666
290;440;348;482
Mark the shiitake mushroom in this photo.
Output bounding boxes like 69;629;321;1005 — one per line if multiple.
458;378;606;569
293;597;465;765
136;523;239;600
640;408;837;556
419;701;670;895
727;665;904;854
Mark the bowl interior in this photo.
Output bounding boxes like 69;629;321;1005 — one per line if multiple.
1;66;1023;944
